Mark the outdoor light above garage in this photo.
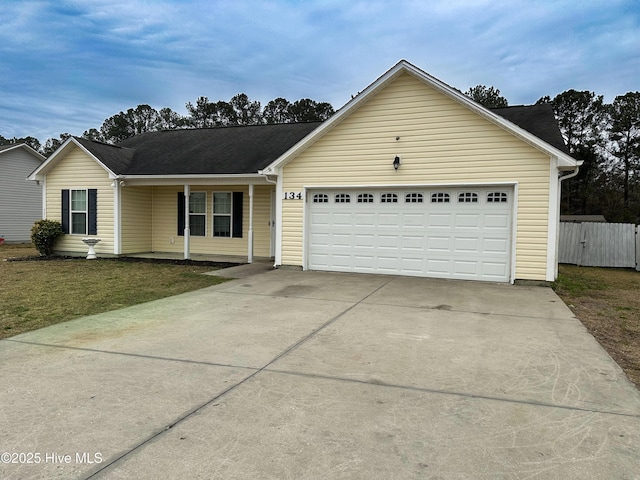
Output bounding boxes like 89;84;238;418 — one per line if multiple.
393;155;401;170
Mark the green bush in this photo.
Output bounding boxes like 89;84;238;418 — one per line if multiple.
31;219;63;256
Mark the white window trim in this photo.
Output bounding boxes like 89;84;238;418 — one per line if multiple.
189;191;207;237
212;191;233;238
70;188;88;235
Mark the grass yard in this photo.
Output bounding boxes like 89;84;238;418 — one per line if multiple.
0;243;232;339
553;264;640;388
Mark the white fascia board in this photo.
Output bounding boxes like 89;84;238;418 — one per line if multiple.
27;137;117;181
262;59;581;174
121;174;270;186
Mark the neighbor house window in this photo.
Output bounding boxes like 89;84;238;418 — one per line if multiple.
189;192;207;236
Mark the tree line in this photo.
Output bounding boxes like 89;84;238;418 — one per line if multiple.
3;85;639;223
463;85;640;223
1;94;335;157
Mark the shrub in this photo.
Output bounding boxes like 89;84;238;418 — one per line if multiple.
31;219;63;256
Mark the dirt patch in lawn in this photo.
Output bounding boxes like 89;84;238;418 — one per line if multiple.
553;265;640;388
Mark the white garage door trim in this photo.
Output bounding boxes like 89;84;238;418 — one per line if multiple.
304;184;516;282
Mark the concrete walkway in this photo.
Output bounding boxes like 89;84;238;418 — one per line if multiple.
1;270;639;479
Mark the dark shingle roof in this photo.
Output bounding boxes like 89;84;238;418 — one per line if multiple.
74;137;136;173
490;104;569;154
74;105;569;176
117;122;321;175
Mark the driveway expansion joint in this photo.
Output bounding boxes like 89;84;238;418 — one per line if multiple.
84;277;395;478
264;368;640;420
3;339;261;371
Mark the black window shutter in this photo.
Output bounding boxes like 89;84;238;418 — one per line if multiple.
88;189;97;235
61;190;70;234
177;192;185;236
232;192;243;238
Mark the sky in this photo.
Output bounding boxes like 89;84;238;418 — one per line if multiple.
1;0;639;144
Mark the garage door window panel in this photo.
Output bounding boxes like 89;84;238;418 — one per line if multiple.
487;192;508;203
381;193;398;203
405;193;424;203
431;193;450;203
458;192;478;203
357;193;374;203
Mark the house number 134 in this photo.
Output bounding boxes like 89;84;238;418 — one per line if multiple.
283;192;303;200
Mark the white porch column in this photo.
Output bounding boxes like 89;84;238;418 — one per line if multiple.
248;183;254;263
183;184;190;260
274;173;283;267
113;178;122;255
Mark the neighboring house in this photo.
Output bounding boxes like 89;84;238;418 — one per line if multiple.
0;144;45;242
29;60;581;283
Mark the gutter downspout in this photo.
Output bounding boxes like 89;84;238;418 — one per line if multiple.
554;164;581;278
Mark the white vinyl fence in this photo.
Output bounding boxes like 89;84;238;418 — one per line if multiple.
558;222;640;271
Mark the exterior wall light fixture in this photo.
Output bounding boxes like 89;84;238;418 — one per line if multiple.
393;155;401;171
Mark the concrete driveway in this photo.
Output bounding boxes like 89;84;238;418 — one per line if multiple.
1;269;640;479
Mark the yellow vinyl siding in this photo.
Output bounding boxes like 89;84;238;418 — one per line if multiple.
45;146;114;255
151;185;273;257
281;72;552;280
121;186;152;253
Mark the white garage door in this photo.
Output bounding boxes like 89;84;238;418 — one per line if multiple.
307;187;512;282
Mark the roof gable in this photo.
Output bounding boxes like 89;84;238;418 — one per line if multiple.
28;137;124;181
73;137;136;173
262;60;579;174
0;143;45;162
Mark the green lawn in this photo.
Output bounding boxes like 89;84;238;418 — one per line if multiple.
0;244;231;339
